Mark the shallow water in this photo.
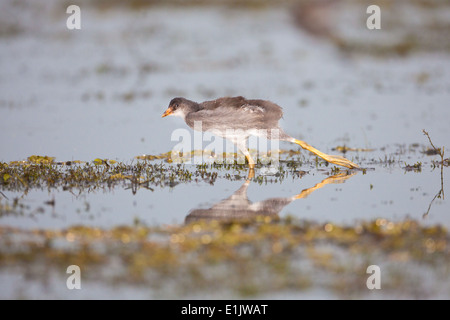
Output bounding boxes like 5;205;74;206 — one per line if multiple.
1;3;449;227
1;158;449;229
1;1;450;299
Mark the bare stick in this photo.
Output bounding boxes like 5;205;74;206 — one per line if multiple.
0;190;8;200
422;129;445;218
423;129;445;163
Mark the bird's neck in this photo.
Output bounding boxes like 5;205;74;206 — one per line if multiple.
182;102;201;120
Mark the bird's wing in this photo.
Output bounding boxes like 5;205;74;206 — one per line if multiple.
186;106;265;132
188;97;283;132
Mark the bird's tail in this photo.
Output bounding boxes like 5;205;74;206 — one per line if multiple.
293;139;359;169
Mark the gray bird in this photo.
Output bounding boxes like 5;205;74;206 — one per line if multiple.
162;96;359;170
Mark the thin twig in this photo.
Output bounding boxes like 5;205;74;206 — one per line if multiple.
423;190;443;219
422;129;446;218
423;129;438;152
0;190;9;200
423;129;445;163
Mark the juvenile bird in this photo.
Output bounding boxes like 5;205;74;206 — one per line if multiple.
162;96;359;170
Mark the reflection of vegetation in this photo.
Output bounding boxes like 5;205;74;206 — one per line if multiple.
0;217;448;298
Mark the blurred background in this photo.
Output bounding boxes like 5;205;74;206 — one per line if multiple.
1;0;450;300
1;0;449;162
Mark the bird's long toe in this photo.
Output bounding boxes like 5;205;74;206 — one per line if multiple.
325;155;359;169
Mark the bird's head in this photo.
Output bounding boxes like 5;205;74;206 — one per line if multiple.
162;97;198;120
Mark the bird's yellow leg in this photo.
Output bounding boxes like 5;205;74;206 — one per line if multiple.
241;150;255;169
241;151;255;178
293;139;359;169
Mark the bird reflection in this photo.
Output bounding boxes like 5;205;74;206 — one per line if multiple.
185;172;357;224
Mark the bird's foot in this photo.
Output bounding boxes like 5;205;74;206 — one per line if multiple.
323;154;359;169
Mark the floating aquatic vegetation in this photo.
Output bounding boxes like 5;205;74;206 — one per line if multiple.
0;150;352;194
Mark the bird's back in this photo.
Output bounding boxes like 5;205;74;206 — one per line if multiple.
186;96;283;132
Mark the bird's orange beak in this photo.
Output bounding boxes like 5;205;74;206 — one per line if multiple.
161;107;173;118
